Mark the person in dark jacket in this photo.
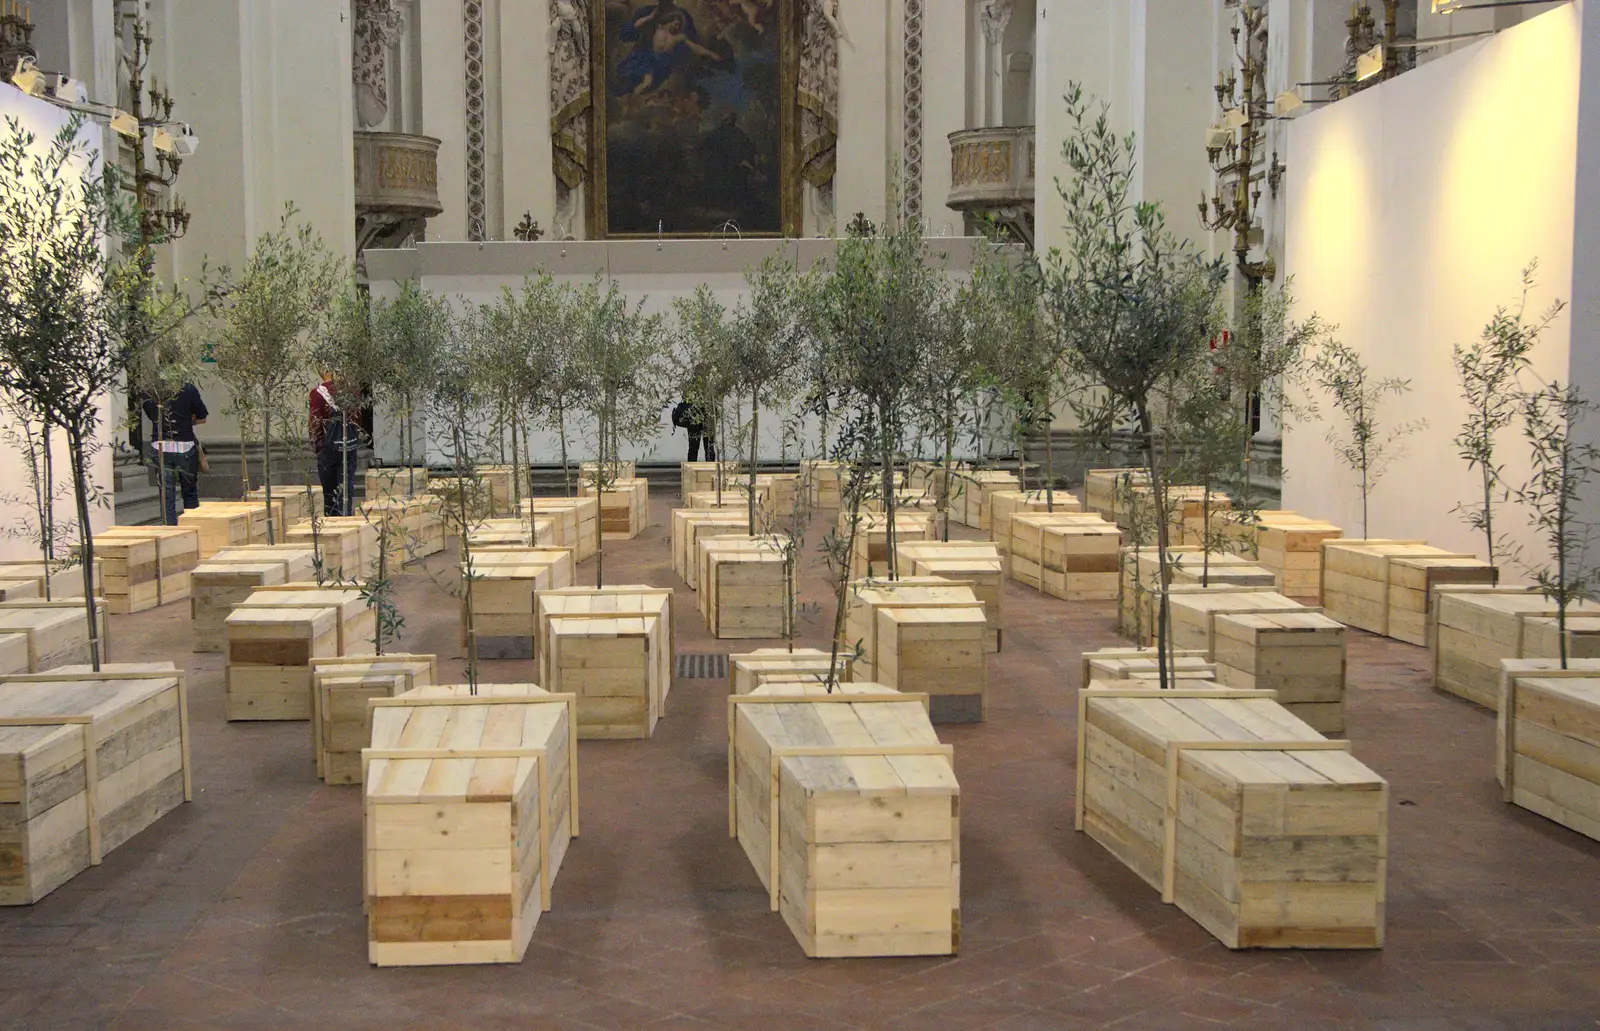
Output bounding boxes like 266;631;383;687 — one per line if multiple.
671;398;715;461
140;382;208;525
310;371;366;517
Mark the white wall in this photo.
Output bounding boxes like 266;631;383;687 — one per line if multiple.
1282;4;1583;568
364;237;993;467
0;87;116;558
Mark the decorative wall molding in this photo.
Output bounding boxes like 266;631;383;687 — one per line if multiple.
463;0;487;241
550;0;590;192
979;0;1013;45
799;0;841;189
902;0;925;220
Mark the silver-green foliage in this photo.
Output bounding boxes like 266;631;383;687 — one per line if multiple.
1308;339;1423;540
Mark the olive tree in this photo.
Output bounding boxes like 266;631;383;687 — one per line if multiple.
730;256;806;532
371;282;450;496
1308;339;1423;540
671;285;737;505
211;209;342;543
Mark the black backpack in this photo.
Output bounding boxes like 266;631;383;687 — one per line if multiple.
671;401;692;428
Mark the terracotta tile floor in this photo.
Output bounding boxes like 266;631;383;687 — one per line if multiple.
4;496;1599;1030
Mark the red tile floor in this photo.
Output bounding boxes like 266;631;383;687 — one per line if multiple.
3;496;1599;1030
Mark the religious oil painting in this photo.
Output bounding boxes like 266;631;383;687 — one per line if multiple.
592;0;799;237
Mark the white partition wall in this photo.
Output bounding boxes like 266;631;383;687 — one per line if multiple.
1282;3;1586;567
0;87;116;557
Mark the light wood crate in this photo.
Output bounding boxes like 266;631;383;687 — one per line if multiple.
364;467;429;499
989;490;1079;556
581;459;636;483
698;538;788;640
875;604;988;723
1255;517;1343;601
244;485;320;525
950;470;1020;530
729;681;958;957
428;476;497;524
364;684;577;966
1161;587;1309;656
1322;540;1498;644
681;461;737;497
464;517;557;551
1497;660;1600;842
238;587;377;656
1167;490;1234;546
0;633;29;674
318;518;383;579
225;607;339;721
801;460;842;508
1117;547;1279;643
0;663;192;905
91;535;158;614
1077;684;1386;949
845;511;934;580
0;606;95;671
580;477;649;539
1008;513;1118;595
688;485;767;519
281;525;366;581
1083;468;1147;519
360;496;447;564
310;654;437;784
1433;587;1600;710
1008;512;1109;589
728;648;853;695
840;579;979;683
192;547;320;652
520;497;601;560
671;509;750;585
535;587;673;739
898;541;1004;652
0;560;101;600
1214;611;1348;733
464;548;576;649
755;473;801;515
0;579;41;603
179;507;253;558
1080;647;1214;688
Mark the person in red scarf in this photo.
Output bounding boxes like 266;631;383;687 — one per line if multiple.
309;371;366;517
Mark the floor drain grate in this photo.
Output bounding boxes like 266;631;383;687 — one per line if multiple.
676;653;729;680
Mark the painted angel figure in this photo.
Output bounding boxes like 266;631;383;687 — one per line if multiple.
615;0;724;96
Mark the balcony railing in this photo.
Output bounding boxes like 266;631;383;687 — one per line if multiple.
946;125;1035;247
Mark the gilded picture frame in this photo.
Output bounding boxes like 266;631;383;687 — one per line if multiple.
589;0;801;238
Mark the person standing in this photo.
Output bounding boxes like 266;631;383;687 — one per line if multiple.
672;397;716;461
310;371;365;517
140;382;208;525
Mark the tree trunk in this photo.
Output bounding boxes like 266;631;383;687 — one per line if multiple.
558;406;571;496
748;386;760;534
374;534;388;655
262;388;277;545
1044;413;1056;512
454;422;480;692
881;412;898;582
1137;402;1174;691
595;413;605;589
406;399;418;497
941;419;955;542
66;429;102;672
1559;434;1570;669
238;413;250;496
38;416;55;600
826;466;865;691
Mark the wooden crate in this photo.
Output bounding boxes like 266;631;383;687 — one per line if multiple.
581;459;636;483
898;541;1004;652
309;654;437;784
475;465;524;516
238;587;376;656
0;606;94;671
801;460;842;508
580;477;649;539
0;663;192;905
1255;517;1343;601
845;512;935;580
464;517;557;550
1084;468;1148;519
0;633;29;674
729;680;958;957
535;587;673;740
0;560;101;600
1080;647;1214;688
1433;588;1600;710
225;607;339;721
364;684;577;966
1214;611;1348;733
191;560;291;653
364;467;429;499
1322;540;1498;643
875;604;988;723
699;538;787;640
244;485;320;525
1168;491;1235;546
179;507;253;558
1162;587;1309;656
91;535;158;614
950;470;1020;530
282;523;374;581
671;509;750;585
688;485;767;516
681;461;736;497
755;473;801;515
1521;615;1600;665
1077;684;1387;948
840;579;979;685
1117;547;1279;642
360;496;447;564
729;648;853;695
989;490;1079;555
1497;660;1600;842
1008;513;1118;595
463;548;576;655
319;518;383;579
210;546;319;579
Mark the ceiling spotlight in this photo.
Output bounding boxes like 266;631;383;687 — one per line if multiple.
110;109;140;138
1274;89;1305;117
152;127;174;153
51;74;87;106
1355;44;1385;82
1205;126;1231;151
11;57;46;97
170;124;198;157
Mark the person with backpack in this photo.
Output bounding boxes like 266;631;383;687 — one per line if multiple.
671;397;715;461
140;382;208;525
310;371;366;517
